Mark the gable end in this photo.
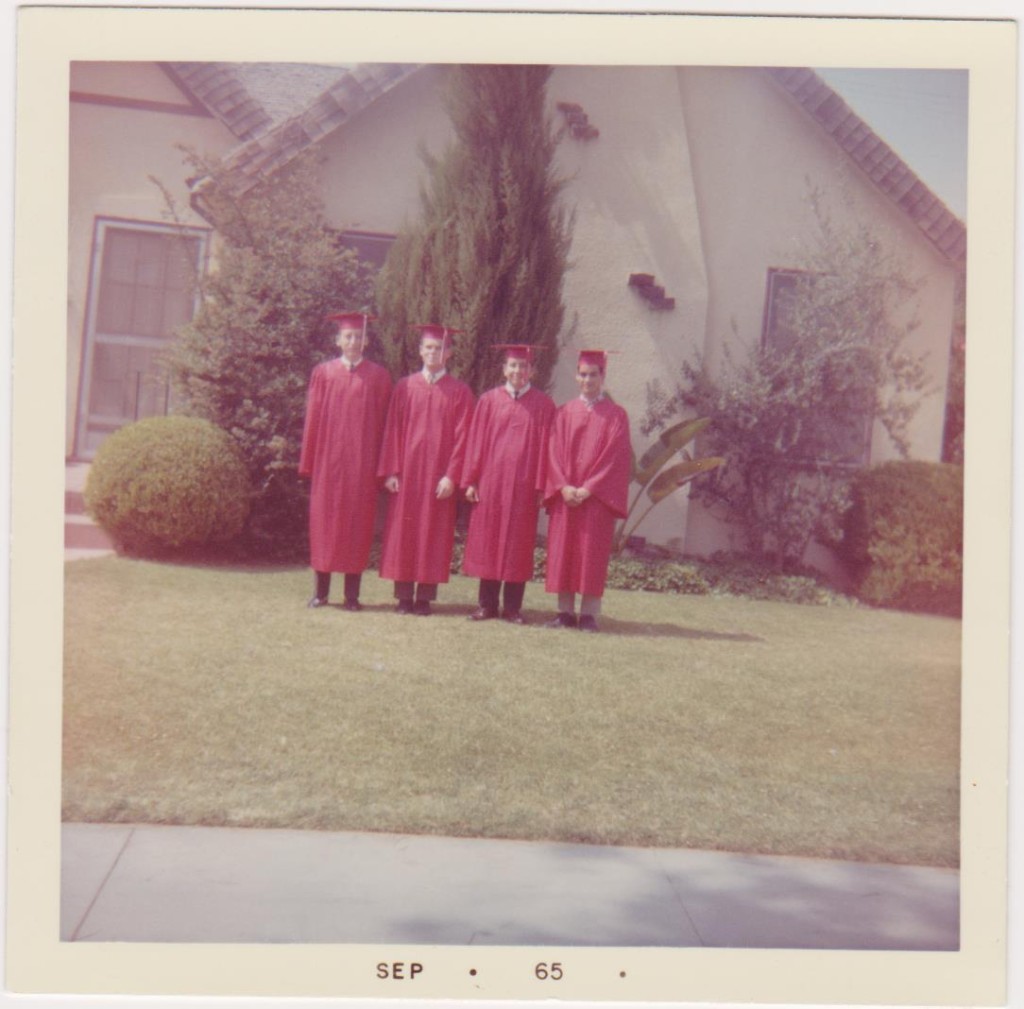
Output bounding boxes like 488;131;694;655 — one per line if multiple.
766;67;966;263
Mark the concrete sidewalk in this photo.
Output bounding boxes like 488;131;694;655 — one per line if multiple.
61;822;959;949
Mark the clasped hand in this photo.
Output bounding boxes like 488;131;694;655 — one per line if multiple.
561;485;591;508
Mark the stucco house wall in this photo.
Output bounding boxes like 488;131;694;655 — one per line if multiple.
320;65;452;234
68;62;235;455
546;65;709;550
677;65;958;560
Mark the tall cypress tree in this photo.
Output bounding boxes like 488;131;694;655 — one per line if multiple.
375;65;571;393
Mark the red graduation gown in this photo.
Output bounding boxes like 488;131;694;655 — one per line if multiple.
377;372;475;584
299;358;392;574
544;396;632;597
461;385;556;583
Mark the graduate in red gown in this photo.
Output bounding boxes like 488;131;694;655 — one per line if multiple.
544;350;632;632
461;345;556;624
299;311;392;610
377;325;475;615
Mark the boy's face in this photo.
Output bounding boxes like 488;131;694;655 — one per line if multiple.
420;336;449;373
503;355;532;391
336;324;366;362
576;362;604;399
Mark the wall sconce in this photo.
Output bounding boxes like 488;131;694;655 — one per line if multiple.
629;273;675;311
556;101;600;141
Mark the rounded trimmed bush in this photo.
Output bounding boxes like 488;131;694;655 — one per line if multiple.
839;460;963;616
84;416;251;557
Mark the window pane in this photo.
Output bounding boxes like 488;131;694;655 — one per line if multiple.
96;227;200;339
340;231;395;271
87;341;169;422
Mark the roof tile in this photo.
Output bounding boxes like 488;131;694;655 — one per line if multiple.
766;67;964;262
165;62;273;141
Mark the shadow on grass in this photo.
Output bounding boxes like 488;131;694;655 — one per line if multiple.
319;604;766;642
590;619;765;642
494;611;765;642
570;621;762;642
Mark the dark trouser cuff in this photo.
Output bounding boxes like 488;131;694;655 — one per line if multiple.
394;581;438;602
502;581;526;613
343;572;362;602
314;571;331;600
479;579;501;611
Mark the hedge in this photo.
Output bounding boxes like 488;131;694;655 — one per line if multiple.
84;416;251;558
839;460;963;616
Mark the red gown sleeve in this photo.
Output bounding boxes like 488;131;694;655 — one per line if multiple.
534;396;556;494
298;365;325;478
582;406;632;518
543;406;572;506
377;378;408;480
444;383;476;483
459;393;491;489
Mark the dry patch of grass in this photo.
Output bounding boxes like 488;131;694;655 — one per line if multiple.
63;557;960;865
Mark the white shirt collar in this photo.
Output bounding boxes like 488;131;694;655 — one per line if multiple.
422;367;447;384
580;392;605;409
505;382;531;398
340;356;363;370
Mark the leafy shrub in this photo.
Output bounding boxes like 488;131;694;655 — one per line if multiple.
605;557;711;595
448;534;856;607
839;461;963;615
650;186;928;568
164;148;374;559
694;552;855;606
85;416;251;557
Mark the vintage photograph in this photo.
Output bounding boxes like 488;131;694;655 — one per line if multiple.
7;4;1014;1005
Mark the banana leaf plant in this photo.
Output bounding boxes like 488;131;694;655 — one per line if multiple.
614;417;725;553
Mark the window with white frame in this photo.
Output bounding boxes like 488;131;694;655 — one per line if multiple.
76;218;207;457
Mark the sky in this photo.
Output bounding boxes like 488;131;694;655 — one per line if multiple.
815;68;969;221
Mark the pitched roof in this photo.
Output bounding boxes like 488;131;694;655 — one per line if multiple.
766;67;966;263
162;63;275;141
163;62;355;143
190;63;421;199
234;63;352;126
173;61;965;265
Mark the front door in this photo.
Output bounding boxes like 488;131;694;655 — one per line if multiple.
76;219;206;458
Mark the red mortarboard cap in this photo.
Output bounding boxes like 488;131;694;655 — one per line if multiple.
415;324;461;351
492;343;539;363
577;349;615;370
327;311;373;337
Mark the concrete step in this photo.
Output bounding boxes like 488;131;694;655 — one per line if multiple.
65;489;86;515
64;514;115;551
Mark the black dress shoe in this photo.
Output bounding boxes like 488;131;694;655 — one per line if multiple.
468;606;499;621
544;612;577;629
307;596;328;609
396;599;415;615
503;611;526;625
412;600;432;616
341;599;364;612
578;615;600;633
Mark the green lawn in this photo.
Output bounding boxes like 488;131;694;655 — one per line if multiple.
63;557;961;866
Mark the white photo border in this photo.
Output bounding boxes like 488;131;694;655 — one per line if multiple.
7;3;1016;1006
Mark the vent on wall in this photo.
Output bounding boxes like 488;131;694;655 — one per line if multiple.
556;101;599;141
629;273;675;311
